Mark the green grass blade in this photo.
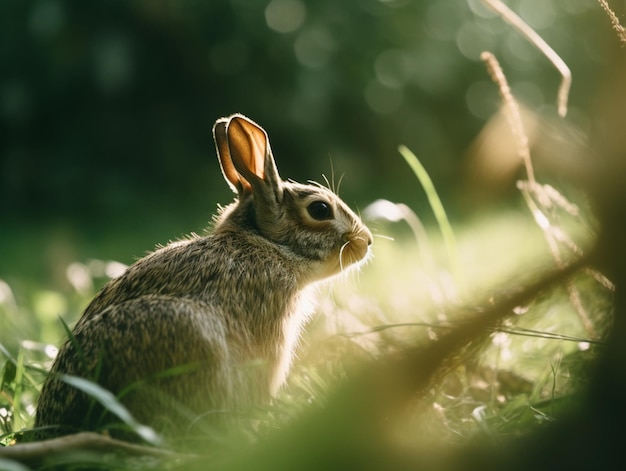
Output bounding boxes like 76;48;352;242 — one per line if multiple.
0;342;40;390
11;348;25;432
59;374;163;446
398;145;462;286
58;316;89;373
0;343;15;364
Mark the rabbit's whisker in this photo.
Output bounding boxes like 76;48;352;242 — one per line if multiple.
336;172;345;196
321;173;332;192
328;157;336;194
339;240;351;271
373;233;394;241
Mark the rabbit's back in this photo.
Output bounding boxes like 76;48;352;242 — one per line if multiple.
89;231;300;316
36;295;243;436
36;232;305;437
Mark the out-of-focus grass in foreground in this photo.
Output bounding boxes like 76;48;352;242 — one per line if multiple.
0;193;612;465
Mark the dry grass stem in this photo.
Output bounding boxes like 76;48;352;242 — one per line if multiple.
481;51;599;336
522;190;565;265
584;267;615;291
482;0;571;117
521;188;594;334
516;181;580;216
480;51;535;184
597;0;626;44
567;280;594;334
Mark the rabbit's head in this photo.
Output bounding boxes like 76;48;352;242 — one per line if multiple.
212;114;372;282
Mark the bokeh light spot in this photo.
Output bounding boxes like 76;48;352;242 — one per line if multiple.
426;1;464;41
294;27;335;69
93;34;134;93
456;21;496;60
465;80;499;119
504;32;537;62
374;49;413;88
29;0;65;37
519;0;557;30
364;79;403;114
560;0;595;15
510;81;544;107
265;0;306;34
467;0;498;18
0;81;32;124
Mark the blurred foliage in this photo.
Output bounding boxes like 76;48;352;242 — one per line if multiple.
0;0;617;229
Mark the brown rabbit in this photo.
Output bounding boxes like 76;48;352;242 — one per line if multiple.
34;114;372;440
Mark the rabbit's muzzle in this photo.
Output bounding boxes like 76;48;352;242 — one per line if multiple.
338;227;373;271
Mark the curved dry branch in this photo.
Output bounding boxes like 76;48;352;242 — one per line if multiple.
483;0;571;118
0;432;188;467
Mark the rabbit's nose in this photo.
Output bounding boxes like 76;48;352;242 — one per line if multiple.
363;228;373;246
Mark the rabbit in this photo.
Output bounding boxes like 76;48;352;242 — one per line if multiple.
34;114;372;440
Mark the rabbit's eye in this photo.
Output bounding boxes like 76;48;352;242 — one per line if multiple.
307;200;333;220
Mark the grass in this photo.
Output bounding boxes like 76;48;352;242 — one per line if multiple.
296;202;608;440
0;194;612;467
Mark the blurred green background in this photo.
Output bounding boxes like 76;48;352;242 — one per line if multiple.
0;0;618;284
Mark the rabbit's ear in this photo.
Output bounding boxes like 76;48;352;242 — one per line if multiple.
213;117;250;195
226;114;282;197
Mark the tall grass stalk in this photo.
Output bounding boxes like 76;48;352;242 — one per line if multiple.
398;145;462;288
597;0;626;44
10;349;24;433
